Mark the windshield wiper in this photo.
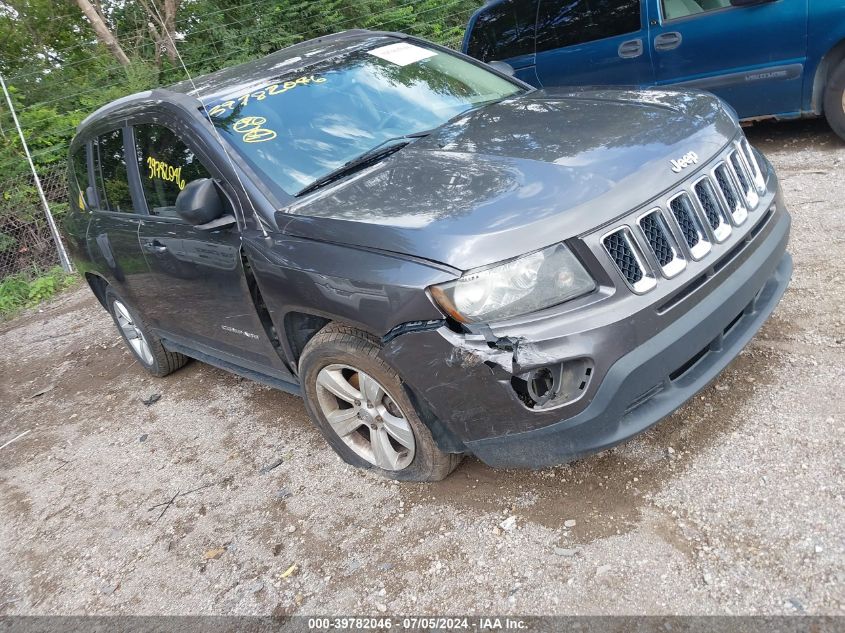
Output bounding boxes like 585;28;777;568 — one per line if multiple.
294;99;506;197
296;132;430;197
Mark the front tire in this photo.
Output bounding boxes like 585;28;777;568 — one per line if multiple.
824;60;845;141
299;324;461;481
105;287;188;378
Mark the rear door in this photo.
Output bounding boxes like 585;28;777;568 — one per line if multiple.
130;119;290;375
87;127;149;304
463;0;541;85
649;0;808;118
534;0;654;87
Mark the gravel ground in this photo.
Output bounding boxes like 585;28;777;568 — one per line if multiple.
0;118;843;617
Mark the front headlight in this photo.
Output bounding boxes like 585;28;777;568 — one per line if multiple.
429;243;595;324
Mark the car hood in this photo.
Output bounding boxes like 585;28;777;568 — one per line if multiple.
277;87;740;271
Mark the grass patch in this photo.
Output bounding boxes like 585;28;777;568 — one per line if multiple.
0;267;79;318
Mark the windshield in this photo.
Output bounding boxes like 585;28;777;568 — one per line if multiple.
204;40;523;196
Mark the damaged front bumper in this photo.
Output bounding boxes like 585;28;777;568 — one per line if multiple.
381;194;792;469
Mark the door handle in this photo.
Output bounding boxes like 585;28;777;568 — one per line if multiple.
654;31;683;51
143;240;167;253
618;38;644;59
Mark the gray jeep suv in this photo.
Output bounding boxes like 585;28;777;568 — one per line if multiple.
64;30;792;481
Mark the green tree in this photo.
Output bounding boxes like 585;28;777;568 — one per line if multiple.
0;0;479;198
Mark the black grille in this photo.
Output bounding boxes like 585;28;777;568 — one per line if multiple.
695;181;722;230
716;166;739;211
603;232;643;285
730;153;750;194
670;196;700;249
639;214;674;267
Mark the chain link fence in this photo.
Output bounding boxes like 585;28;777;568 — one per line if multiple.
0;164;67;280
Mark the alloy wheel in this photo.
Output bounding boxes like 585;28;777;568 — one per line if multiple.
113;300;154;366
315;364;415;471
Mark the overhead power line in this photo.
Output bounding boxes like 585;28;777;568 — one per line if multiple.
14;0;472;112
8;0;475;159
8;0;434;82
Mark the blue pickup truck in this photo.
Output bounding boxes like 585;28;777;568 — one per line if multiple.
461;0;845;139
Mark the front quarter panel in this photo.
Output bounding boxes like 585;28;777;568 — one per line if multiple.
243;231;454;346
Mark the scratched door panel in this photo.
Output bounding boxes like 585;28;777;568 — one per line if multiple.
137;217;280;367
130;122;286;371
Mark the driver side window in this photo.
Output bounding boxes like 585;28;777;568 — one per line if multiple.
466;0;538;62
133;123;212;218
662;0;731;21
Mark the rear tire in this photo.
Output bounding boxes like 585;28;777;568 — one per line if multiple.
104;287;188;378
823;60;845;141
299;323;462;481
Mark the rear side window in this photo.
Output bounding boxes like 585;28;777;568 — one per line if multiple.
536;0;641;52
69;145;90;212
133;123;212;218
466;0;538;62
92;129;134;213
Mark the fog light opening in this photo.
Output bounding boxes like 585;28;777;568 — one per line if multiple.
511;359;594;411
528;368;555;404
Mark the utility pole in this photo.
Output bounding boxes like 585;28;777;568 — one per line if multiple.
0;74;72;273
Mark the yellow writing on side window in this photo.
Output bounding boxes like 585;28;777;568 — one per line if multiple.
207;74;327;118
147;156;186;190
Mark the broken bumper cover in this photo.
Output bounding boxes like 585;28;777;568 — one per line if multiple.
382;203;792;469
465;250;790;468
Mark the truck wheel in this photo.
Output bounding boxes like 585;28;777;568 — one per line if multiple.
824;60;845;141
299;323;462;481
104;287;188;378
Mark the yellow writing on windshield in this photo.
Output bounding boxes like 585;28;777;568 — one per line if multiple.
146;156;186;190
232;116;277;143
207;74;327;118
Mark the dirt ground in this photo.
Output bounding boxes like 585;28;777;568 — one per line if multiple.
1;118;843;617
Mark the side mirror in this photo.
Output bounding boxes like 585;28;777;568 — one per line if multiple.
175;178;226;225
488;60;515;77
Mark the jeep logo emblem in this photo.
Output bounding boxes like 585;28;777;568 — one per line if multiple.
670;151;699;173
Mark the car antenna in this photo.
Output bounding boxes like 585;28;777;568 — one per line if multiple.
147;3;269;238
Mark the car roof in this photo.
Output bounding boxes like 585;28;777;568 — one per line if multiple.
76;29;402;136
